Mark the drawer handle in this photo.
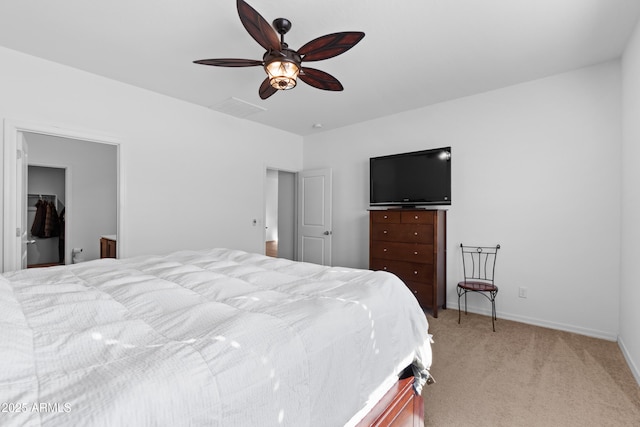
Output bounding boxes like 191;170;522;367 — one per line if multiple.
414;271;418;275
414;251;418;255
383;266;388;270
414;215;418;220
414;232;418;236
383;230;388;234
383;248;388;252
413;290;418;294
384;215;388;219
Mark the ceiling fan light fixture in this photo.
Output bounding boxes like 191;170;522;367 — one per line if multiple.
194;0;365;99
265;59;300;90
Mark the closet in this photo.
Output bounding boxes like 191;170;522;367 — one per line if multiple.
27;166;66;267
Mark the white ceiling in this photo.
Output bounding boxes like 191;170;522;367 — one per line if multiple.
1;0;639;136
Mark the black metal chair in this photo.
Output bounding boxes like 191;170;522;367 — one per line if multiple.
457;244;501;331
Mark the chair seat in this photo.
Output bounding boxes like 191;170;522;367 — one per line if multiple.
458;281;498;292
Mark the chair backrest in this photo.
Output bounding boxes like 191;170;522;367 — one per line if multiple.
460;244;500;284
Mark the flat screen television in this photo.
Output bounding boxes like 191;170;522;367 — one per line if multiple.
370;147;451;207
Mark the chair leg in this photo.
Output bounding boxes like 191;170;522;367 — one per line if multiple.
464;291;468;314
491;300;495;332
490;290;497;332
457;286;462;324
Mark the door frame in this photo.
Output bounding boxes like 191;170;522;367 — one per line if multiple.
2;119;123;272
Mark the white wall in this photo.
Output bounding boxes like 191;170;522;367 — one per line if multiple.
0;45;303;268
26;133;117;264
621;22;640;383
304;61;622;340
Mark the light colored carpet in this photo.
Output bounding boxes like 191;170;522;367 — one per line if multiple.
422;309;640;426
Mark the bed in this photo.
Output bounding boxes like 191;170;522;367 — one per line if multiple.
0;248;432;426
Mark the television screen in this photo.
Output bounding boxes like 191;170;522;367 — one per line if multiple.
370;147;451;206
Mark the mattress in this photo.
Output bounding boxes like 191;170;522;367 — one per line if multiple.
0;248;431;426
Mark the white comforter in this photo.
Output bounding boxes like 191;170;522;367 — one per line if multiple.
0;248;431;427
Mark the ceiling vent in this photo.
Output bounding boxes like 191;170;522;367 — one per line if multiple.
210;97;267;119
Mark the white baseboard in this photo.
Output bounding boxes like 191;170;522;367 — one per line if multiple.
618;336;640;387
501;311;617;341
452;305;618;341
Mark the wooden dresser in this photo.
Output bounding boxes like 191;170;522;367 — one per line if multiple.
369;209;446;317
100;235;117;259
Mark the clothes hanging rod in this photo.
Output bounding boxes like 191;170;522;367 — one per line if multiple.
27;193;64;209
28;193;57;198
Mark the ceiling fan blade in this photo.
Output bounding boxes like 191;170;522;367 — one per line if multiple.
194;58;263;67
237;0;281;52
259;78;278;99
299;67;344;91
298;32;365;62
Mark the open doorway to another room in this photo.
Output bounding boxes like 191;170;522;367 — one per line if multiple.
24;132;118;266
2;120;120;273
265;168;297;260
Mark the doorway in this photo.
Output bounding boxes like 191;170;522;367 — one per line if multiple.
27;165;67;267
263;167;333;265
265;168;297;260
2;119;121;273
24;132;118;266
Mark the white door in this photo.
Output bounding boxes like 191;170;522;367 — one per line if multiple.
17;135;29;269
2;124;28;272
297;168;332;265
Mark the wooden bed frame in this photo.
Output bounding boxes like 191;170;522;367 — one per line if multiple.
356;374;424;427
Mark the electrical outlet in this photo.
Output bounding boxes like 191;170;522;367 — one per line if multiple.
518;287;528;298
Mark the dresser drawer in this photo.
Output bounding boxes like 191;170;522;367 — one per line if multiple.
400;211;435;224
370;210;401;224
370;224;433;244
370;241;434;264
405;281;434;307
370;258;434;284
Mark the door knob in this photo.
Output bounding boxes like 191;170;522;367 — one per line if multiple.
27;240;36;245
323;231;332;235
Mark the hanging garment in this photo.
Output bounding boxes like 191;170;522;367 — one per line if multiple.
44;202;60;238
31;200;46;238
58;208;65;263
44;202;52;237
50;202;61;237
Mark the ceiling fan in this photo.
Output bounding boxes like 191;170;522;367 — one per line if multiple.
194;0;365;100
